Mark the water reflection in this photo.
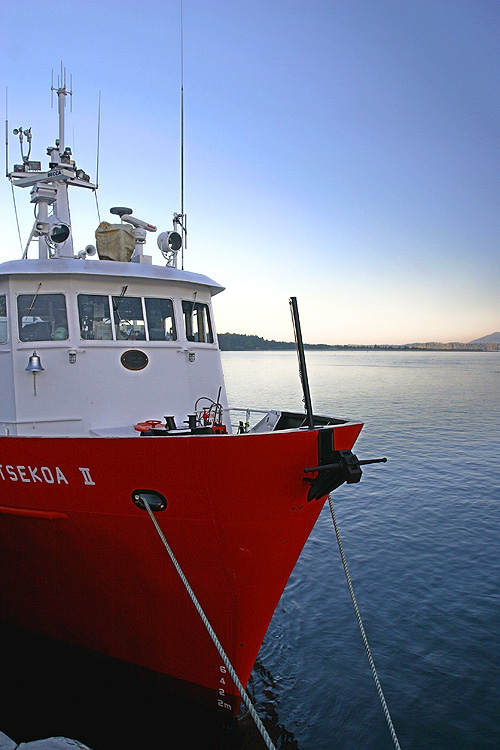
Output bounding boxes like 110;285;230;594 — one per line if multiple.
0;624;298;750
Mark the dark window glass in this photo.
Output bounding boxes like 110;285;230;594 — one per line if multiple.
112;295;145;341
182;300;213;343
78;294;112;340
0;295;7;343
145;298;177;341
17;293;68;341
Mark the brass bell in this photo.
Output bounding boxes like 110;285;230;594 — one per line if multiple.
25;351;45;372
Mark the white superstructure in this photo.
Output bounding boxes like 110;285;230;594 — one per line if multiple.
2;70;229;437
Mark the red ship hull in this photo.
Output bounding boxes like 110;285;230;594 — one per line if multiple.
0;422;362;714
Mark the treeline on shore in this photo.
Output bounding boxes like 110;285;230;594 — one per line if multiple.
218;333;398;351
217;332;500;352
218;333;296;350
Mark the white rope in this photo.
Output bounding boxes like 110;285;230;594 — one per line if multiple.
141;498;277;750
328;496;402;750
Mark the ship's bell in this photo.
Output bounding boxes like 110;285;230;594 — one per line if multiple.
25;351;45;372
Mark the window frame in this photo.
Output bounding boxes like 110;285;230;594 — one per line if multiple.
0;294;8;344
182;299;214;344
77;293;179;343
111;294;147;342
144;297;177;342
17;292;69;343
78;293;113;341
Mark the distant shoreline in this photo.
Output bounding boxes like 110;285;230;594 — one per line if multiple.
218;332;500;352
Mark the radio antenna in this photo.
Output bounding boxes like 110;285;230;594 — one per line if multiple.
94;90;102;222
5;87;24;253
95;90;101;188
5;87;8;177
180;0;185;269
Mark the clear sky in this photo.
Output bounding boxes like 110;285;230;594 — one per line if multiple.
1;0;499;345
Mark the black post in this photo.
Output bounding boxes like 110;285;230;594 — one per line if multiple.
289;296;314;429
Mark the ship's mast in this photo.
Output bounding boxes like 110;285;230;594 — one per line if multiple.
7;65;95;260
46;65;74;257
51;64;72;156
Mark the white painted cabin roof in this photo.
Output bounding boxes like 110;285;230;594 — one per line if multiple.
0;259;225;296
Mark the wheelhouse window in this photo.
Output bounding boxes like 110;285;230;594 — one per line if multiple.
17;293;68;341
78;294;178;342
145;298;177;341
0;295;7;343
182;300;213;343
112;295;145;340
78;294;112;340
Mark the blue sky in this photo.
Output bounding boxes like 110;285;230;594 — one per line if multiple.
1;0;499;344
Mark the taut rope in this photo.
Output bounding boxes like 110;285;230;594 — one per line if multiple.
328;496;402;750
141;497;277;750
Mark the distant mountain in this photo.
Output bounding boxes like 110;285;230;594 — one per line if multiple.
468;332;500;344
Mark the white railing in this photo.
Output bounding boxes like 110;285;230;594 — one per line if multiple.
221;407;280;434
191;406;277;434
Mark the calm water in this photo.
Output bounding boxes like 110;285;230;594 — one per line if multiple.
1;351;499;749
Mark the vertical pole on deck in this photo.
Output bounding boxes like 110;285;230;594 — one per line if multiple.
180;0;185;270
289;297;314;429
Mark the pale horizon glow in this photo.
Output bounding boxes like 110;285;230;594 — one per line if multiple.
1;1;499;345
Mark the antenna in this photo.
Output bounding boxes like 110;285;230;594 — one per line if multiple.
180;0;185;269
94;90;102;222
96;90;101;188
5;87;8;177
51;62;73;154
5;87;24;253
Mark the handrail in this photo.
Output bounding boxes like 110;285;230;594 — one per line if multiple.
1;417;82;425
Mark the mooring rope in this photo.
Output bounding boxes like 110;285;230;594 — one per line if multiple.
328;496;402;750
141;498;277;750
